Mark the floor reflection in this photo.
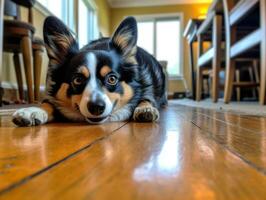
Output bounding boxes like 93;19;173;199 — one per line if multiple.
157;131;180;174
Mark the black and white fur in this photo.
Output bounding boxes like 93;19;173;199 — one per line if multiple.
12;16;167;126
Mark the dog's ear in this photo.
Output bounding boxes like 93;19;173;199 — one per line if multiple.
111;17;138;64
43;16;78;66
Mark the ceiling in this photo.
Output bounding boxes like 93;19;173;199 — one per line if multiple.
107;0;212;8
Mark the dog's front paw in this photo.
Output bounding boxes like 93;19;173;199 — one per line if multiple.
133;106;159;122
12;107;48;127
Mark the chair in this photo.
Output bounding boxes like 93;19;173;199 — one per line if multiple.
3;0;44;103
223;0;266;105
196;0;260;102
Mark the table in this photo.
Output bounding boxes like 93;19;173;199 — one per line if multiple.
183;19;203;100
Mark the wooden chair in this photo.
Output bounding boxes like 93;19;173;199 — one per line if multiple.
4;0;44;103
196;0;261;102
223;0;266;105
196;10;223;102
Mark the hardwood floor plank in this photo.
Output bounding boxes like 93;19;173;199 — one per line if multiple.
174;106;266;174
177;106;266;134
1;106;266;200
0;117;126;192
197;111;266;135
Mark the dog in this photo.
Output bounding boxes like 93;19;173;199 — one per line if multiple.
12;16;167;126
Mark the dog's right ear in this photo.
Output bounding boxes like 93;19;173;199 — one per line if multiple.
43;16;78;66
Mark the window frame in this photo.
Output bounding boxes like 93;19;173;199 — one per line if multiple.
134;13;184;79
77;0;99;46
35;0;76;33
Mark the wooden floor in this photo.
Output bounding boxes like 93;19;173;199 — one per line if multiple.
0;102;266;200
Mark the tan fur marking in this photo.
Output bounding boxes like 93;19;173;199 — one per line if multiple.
40;103;54;121
100;65;112;77
54;33;74;52
105;81;134;111
71;95;82;107
55;83;72;106
78;66;90;78
105;90;120;103
120;82;134;105
114;34;129;49
55;84;83;120
126;46;138;65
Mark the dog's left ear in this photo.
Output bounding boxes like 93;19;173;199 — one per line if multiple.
111;17;138;63
43;16;78;66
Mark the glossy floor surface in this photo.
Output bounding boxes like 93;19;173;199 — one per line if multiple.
0;102;266;200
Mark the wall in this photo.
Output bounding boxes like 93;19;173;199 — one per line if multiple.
2;0;111;91
96;0;111;36
110;3;210;93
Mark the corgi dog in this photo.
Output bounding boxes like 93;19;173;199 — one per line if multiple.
12;16;167;126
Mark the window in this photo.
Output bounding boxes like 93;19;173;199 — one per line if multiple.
37;0;75;31
78;0;99;47
137;15;183;77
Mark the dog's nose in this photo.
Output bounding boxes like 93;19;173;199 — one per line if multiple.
87;99;106;116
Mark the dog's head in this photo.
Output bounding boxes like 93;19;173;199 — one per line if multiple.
43;16;138;124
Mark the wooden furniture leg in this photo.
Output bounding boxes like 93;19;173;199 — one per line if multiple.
0;0;4;106
196;67;203;101
260;0;266;105
253;60;260;95
224;25;237;104
196;35;203;101
235;69;241;101
13;53;24;101
21;36;34;103
248;66;257;98
224;59;236;103
212;15;222;103
33;49;43;102
189;41;196;100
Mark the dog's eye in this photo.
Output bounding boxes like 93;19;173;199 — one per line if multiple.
106;74;118;86
73;75;85;85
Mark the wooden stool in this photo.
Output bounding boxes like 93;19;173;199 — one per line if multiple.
3;0;37;103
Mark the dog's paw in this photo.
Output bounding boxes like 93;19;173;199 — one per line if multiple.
133;106;159;122
12;107;48;127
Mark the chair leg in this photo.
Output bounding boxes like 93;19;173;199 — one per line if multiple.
0;87;3;106
196;67;203;101
212;64;220;103
21;36;34;103
260;0;266;105
235;69;241;102
248;66;257;99
212;15;222;103
33;49;43;102
253;60;260;95
224;60;236;104
260;45;266;105
13;53;24;101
